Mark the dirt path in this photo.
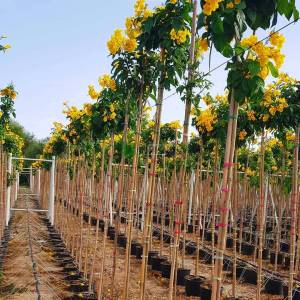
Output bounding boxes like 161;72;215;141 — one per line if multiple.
0;187;73;300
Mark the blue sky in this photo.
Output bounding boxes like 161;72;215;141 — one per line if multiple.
1;0;299;139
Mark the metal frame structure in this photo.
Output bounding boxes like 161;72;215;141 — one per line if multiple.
6;154;56;226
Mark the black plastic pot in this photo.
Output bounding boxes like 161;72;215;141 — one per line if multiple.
151;255;168;271
91;217;97;226
243;268;257;285
283;286;300;300
270;252;284;265
130;241;141;255
117;234;127;248
135;245;143;259
177;268;190;285
164;217;170;226
148;250;159;265
98;220;105;231
65;272;83;281
163;233;171;244
108;230;115;240
264;277;283;295
185;275;205;297
152;228;160;238
83;213;89;223
67;293;97;300
226;237;233;248
280;242;289;253
200;284;212;300
107;226;115;236
69;282;89;292
241;243;255;256
63;264;78;273
223;257;233;271
161;261;171;278
187;224;194;233
186;242;196;255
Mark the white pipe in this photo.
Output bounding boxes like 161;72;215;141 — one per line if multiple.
48;156;55;225
5;153;12;226
37;169;41;197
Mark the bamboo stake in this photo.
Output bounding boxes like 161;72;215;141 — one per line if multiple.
111;98;130;295
288;124;300;300
212;94;239;300
98;132;115;299
257;129;265;300
140;49;165;300
123;82;144;300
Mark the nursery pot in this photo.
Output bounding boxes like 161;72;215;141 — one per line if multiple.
177;267;190;285
185;275;205;297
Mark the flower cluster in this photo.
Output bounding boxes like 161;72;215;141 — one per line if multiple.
195;108;217;133
98;74;117;91
195;38;209;59
88;85;101;100
169;120;182;130
107;29;138;55
239;129;247;140
170;28;191;44
0;86;17;99
240;33;286;79
261;84;288;116
103;103;117;122
202;0;223;16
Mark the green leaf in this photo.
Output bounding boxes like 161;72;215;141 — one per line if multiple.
222;43;234;58
247;60;261;76
268;61;279;77
211;14;224;34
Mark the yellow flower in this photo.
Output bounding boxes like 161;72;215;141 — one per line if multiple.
240;35;258;48
247;110;256;121
195;38;209;58
245;167;255;177
109;103;115;112
269;106;277;116
203;0;223;16
170;0;177;3
3;44;11;50
202;95;212;106
239;130;247;141
0;86;17;99
110;112;116;120
134;0;146;17
148;120;155;127
0;111;3;118
226;2;234;8
270;48;285;68
170;28;191;44
123;38;137;53
262;114;270;122
88;85;100;100
286;132;296;141
271;165;278;171
195;108;217;133
107;29;125;55
98;74;116;91
83;103;93;117
269;31;285;49
125;17;142;39
169;120;182;130
259;65;269;80
103;115;108;122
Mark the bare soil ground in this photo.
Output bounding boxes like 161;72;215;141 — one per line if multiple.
0;188;73;300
